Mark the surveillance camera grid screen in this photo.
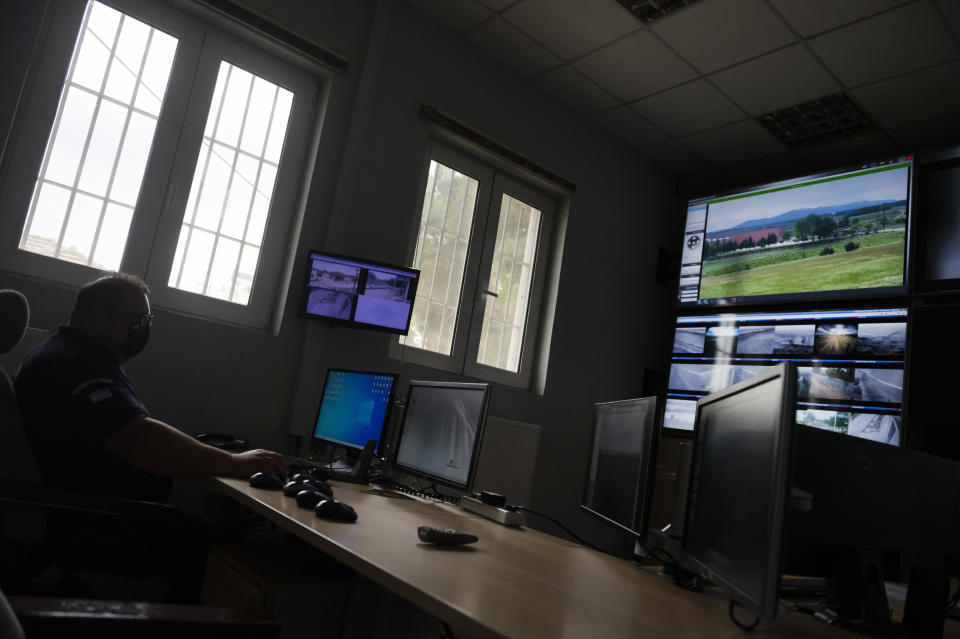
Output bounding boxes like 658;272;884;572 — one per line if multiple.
313;369;397;452
677;156;912;307
394;383;489;489
663;307;907;446
304;251;419;333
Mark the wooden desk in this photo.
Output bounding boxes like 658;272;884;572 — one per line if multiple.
212;477;864;639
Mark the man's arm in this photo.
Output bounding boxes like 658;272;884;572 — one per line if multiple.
103;417;287;479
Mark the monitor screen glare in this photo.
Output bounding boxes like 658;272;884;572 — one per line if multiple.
678;156;912;306
313;369;397;453
581;397;658;540
394;381;490;490
304;250;419;333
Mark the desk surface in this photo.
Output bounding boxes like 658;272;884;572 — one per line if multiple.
212;477;878;639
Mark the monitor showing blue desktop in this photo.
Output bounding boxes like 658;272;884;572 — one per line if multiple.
312;368;398;454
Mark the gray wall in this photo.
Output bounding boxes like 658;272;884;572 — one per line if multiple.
0;0;681;552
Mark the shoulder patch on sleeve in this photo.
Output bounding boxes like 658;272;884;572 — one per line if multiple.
72;378;120;399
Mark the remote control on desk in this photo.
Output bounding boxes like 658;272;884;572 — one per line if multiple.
417;525;478;546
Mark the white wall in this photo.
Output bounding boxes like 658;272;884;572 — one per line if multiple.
0;0;682;552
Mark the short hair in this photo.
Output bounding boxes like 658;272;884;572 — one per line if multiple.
71;273;150;325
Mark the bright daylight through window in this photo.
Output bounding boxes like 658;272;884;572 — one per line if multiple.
3;0;318;328
20;2;176;271
399;145;554;388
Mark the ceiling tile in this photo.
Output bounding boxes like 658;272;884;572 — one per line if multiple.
770;0;904;37
466;17;561;77
592;106;668;147
533;65;618;114
572;31;697;102
639;139;712;174
630;80;743;137
476;0;516;10
852;61;960;127
941;0;960;41
650;0;796;74
889;114;960;152
710;44;841;116
809;2;958;87
403;0;492;32
681;119;787;166
797;131;899;170
502;0;637;60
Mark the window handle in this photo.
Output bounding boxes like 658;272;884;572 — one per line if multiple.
482;290;499;298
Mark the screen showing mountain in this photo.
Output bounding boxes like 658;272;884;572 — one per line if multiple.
677;156;913;306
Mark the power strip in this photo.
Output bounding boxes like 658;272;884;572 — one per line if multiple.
460;496;526;527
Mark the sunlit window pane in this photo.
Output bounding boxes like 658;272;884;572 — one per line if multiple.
168;61;292;306
18;0;177;271
400;161;478;356
476;194;541;373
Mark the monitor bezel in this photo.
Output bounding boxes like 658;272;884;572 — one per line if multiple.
579;396;660;543
300;248;420;335
677;155;914;309
311;367;399;455
912;146;960;295
392;380;492;491
681;362;797;620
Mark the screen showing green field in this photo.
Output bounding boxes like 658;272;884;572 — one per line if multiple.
687;158;912;304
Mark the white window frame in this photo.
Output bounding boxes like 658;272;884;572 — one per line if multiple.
391;140;558;390
0;0;321;330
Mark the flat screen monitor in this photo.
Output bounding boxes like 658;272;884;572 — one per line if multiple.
312;368;398;454
663;307;906;447
393;380;491;491
302;249;419;334
677;155;913;307
914;145;960;293
683;363;796;620
580;397;659;543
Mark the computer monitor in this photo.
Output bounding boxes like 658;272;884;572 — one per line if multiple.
301;249;419;334
312;368;398;455
663;307;907;446
682;363;796;621
393;380;491;491
677;154;913;307
580;396;659;543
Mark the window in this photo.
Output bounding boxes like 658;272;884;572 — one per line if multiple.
0;0;320;329
394;142;557;389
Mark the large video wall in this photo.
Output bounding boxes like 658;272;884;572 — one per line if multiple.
666;153;918;447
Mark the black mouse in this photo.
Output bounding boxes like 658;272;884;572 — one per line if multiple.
314;498;357;522
295;489;326;509
283;478;332;498
249;472;285;490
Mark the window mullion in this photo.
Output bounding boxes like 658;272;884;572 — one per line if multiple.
228;83;277;302
55;12;126;259
429;168;455;343
88;28;157;268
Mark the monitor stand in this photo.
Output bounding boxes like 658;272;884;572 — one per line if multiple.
329;439;376;485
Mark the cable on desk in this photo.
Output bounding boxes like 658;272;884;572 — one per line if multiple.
512;507;602;552
728;599;760;631
638;547;711;592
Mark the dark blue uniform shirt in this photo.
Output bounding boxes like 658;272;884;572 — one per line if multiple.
15;326;171;501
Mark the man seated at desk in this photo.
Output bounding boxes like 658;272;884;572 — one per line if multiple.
14;273;288;600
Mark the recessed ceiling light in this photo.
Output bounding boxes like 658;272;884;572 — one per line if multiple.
757;93;876;148
615;0;705;24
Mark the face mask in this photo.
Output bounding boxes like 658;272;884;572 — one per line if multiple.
119;324;150;360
